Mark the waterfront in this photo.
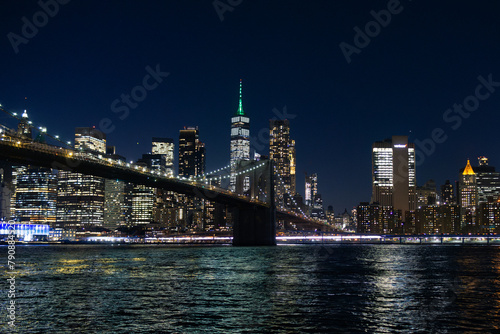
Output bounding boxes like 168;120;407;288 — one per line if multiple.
2;244;500;333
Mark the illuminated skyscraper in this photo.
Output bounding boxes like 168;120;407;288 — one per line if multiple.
130;184;155;225
230;79;250;192
178;127;206;230
459;160;478;231
152;137;175;177
305;173;318;206
12;167;57;225
75;127;106;153
57;127;106;227
289;139;296;195
17;110;32;139
460;160;477;208
472;157;500;203
270;119;296;205
372;136;416;216
179;127;205;177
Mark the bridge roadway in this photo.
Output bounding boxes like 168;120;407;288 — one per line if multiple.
0;137;330;230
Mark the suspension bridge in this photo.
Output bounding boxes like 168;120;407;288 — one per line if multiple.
0;106;332;246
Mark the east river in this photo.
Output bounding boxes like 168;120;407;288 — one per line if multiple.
1;244;500;333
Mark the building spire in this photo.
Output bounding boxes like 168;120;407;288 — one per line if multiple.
236;79;245;116
463;159;475;175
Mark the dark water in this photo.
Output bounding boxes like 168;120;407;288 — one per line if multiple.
2;244;500;333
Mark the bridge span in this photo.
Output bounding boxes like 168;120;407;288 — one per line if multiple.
0;136;331;245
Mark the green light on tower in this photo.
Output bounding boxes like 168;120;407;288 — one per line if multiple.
236;79;245;116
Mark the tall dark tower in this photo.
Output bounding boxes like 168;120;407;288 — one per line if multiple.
179;127;205;177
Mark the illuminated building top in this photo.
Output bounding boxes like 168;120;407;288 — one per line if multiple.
236;79;244;116
463;160;475;175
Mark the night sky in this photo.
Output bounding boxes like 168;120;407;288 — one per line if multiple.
1;0;500;214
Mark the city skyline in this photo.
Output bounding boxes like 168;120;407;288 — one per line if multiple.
2;1;500;213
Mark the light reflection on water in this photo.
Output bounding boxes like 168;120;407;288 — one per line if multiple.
1;244;499;333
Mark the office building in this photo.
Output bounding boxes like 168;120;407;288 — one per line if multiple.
459;160;477;209
472;157;500;203
270;119;296;204
11;167;57;225
416;179;437;207
152;137;175;177
179;127;205;177
17;109;32;140
441;180;455;205
305;173;318;206
459;160;478;230
477;200;500;233
57;127;106;227
372;136;416;216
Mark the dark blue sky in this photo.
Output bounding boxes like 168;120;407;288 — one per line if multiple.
1;0;500;213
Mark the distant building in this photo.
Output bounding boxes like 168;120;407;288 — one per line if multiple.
416;179;437;207
152;137;175;177
372;136;416;217
356;202;401;234
415;205;460;235
326;205;335;225
17;110;32;140
130;184;155;225
270;119;295;205
230;79;250;192
441;180;455;205
477;199;500;233
470;157;500;203
305;173;318;207
459;160;477;229
11;167;57;225
179;127;205;177
57;127;106;227
0;165;13;220
104;179;131;229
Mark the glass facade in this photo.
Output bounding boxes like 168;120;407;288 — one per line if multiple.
12;167;57;225
230;80;250;192
179;127;205;177
152;137;175;177
131;185;155;225
372;136;416;211
269;119;296;204
57;127;106;227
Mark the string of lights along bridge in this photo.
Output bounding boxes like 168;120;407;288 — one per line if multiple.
0;83;330;246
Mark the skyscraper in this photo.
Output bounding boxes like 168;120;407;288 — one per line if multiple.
178;127;206;230
305;172;318;206
17;110;32;140
472;157;500;203
289;139;296;195
459;160;478;209
372;136;416;216
270;119;295;204
57;127;106;227
152;137;175;177
230;79;250;192
12;167;57;225
179;127;205;177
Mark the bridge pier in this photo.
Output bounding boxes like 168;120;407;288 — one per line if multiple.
232;159;276;246
232;204;276;246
